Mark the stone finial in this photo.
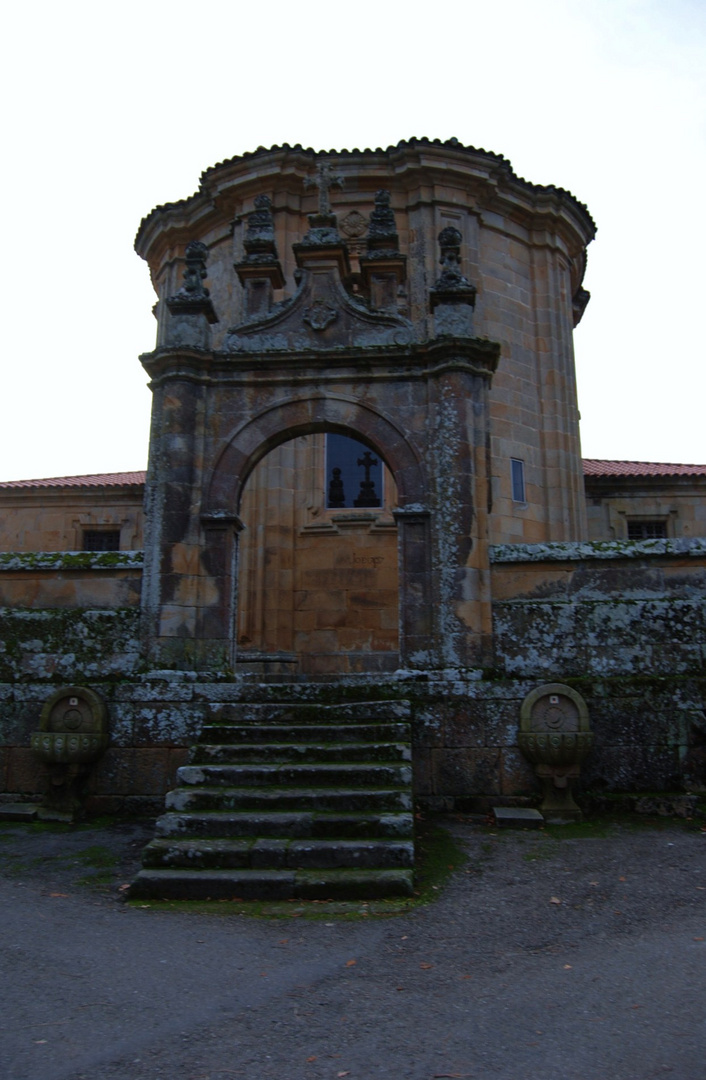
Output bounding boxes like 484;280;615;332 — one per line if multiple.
430;227;477;334
166;240;218;346
174;241;212;300
366;189;399;255
434;227;474;294
242;195;280;263
359;189;407;309
328;467;346;508
235;194;285;313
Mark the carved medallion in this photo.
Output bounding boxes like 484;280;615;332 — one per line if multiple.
340;210;368;238
303;300;338;331
530;693;579;733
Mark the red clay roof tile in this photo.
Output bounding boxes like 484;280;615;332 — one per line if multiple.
583;459;706;478
0;471;147;490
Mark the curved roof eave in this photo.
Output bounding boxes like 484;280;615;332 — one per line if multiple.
134;137;596;257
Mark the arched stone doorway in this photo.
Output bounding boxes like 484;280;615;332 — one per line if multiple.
200;398;433;674
236;432;400;676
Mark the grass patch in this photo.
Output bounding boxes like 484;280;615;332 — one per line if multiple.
0;856;35;876
522;837;558;862
412;817;467;903
76;845;118;869
75;870;116;889
543;820;610;840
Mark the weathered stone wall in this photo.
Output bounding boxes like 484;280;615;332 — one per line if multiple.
0;606;142;682
411;675;706;807
0;552;143;610
1;542;704;811
1;668;704;812
490;539;706;678
0;674;200;814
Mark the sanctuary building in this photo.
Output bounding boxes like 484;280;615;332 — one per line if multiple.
1;140;704;898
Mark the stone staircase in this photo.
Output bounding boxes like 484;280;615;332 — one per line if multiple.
130;699;415;901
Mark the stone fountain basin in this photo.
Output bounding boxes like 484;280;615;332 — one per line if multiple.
30;731;109;766
518;731;594;768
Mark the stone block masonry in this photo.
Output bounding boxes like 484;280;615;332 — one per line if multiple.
1;535;704;809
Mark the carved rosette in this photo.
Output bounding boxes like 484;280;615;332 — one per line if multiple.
303;299;338;331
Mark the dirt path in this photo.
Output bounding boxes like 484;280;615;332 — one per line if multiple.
1;814;704;1080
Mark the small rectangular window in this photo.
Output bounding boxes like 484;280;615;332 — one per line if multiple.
83;530;121;551
511;459;526;503
627;520;667;540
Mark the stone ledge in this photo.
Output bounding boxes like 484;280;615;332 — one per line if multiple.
489;538;706;564
0;551;144;571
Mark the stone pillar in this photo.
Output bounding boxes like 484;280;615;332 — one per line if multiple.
198;514;244;669
394;507;433;668
141;372;209;667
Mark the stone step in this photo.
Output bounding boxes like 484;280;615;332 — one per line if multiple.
165;785;412;815
207;702;411;726
142;836;414;870
154;810;414;840
132;697;415;902
196;723;412;746
193;734;412;760
130;866;415;901
176;762;413;789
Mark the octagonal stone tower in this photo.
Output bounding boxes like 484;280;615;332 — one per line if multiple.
135;138;595;675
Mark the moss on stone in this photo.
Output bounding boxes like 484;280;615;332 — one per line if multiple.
0;551;144;572
0;607;142;681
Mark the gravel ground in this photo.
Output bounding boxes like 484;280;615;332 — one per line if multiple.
0;814;704;1080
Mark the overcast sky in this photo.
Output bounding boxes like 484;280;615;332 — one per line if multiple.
1;0;704;481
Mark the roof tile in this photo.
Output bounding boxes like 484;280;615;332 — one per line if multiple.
0;471;147;490
583;459;706;478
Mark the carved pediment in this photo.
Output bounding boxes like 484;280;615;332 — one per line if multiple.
225;264;415;353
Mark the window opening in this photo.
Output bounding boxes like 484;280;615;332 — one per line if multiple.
511;458;526;503
627;520;667;540
326;434;383;509
83;529;121;551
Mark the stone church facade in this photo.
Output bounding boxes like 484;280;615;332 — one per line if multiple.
1;140;705;834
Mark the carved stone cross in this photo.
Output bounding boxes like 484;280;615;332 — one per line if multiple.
305;160;344;215
357;450;378;482
354;450;381;508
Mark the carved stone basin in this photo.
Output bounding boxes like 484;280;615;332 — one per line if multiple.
31;730;109;765
31;686;109;819
518;683;593;822
518;730;594;769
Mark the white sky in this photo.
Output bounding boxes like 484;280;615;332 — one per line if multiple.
1;0;704;481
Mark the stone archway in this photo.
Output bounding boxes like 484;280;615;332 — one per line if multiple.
204;394;426;512
200;397;431;674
